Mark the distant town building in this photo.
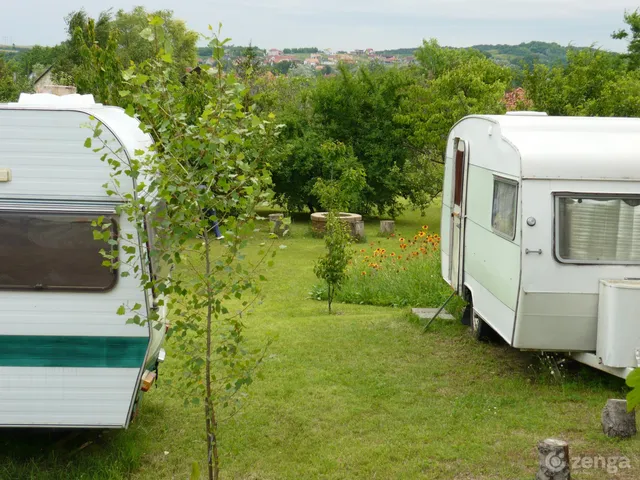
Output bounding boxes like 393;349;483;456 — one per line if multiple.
265;55;298;65
268;48;283;57
304;57;320;65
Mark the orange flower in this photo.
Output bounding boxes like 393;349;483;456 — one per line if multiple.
422;225;429;230
399;237;405;242
390;233;396;237
397;255;402;260
413;235;418;241
390;252;396;257
361;271;366;276
419;231;426;238
360;249;366;253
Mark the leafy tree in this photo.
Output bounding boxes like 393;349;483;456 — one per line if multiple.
523;48;623;116
613;9;640;70
312;143;359;314
314;212;352;314
0;56;30;101
112;7;198;72
72;18;123;105
88;23;279;480
310;65;416;215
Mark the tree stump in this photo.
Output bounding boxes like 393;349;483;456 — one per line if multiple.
380;220;395;235
269;213;286;237
602;399;637;438
353;220;365;240
536;438;570;480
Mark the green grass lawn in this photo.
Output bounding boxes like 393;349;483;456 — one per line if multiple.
1;205;639;479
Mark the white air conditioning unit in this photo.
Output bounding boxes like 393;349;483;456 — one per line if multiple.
596;279;640;368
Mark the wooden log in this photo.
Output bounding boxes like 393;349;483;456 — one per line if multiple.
536;438;570;480
380;220;395;235
602;399;637;438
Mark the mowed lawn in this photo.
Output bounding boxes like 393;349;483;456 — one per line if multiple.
1;205;639;479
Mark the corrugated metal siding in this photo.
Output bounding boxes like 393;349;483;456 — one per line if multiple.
0;109;129;199
0;367;140;427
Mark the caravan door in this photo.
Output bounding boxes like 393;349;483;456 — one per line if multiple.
449;139;468;293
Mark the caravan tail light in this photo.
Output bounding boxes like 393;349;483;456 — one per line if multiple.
165;323;171;334
141;370;157;392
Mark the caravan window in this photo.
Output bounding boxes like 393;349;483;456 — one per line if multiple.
491;177;518;240
0;211;117;291
556;195;640;264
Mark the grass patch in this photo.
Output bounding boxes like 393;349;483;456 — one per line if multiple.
1;204;639;479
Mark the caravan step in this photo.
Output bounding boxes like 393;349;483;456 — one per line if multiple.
411;308;454;320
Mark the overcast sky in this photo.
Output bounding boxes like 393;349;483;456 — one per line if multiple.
2;1;639;52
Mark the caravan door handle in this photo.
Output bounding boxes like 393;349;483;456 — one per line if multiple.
525;248;542;255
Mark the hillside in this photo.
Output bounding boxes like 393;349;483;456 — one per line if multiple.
381;41;593;68
471;41;591;67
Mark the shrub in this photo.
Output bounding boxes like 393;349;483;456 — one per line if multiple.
313;226;464;313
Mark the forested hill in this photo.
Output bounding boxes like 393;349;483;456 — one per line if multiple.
471;41;593;67
379;41;596;68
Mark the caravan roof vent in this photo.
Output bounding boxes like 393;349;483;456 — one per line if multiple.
505;111;548;116
15;93;99;108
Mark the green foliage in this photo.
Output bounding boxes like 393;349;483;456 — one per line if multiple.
88;21;279;479
314;212;353;313
311;141;366;212
0;56;30;102
612;8;640;70
72;19;122;105
264;65;418;216
51;7;198;101
473;41;586;69
112;7;198;72
523;48;627;116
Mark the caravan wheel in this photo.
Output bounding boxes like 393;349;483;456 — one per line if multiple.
471;310;493;342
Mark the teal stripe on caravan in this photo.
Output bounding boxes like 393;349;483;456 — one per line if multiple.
0;336;148;368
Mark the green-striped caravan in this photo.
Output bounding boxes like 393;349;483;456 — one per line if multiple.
0;94;167;428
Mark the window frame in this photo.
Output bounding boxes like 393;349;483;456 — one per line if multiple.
553;192;640;266
491;175;519;241
0;205;119;292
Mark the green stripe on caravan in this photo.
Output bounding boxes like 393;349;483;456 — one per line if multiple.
0;336;148;368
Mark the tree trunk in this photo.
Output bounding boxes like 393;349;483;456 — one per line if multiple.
204;231;220;480
536;438;570;480
602;399;637;438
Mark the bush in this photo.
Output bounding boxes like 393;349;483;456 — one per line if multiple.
312;226;464;313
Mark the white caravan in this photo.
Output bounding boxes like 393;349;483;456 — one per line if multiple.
0;93;167;427
441;113;640;378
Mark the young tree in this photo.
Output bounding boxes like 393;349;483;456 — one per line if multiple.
312;142;361;313
89;22;279;480
613;9;640;70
